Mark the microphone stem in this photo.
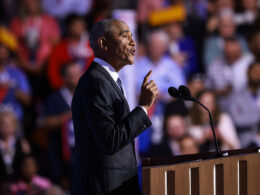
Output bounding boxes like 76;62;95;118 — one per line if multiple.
193;98;221;154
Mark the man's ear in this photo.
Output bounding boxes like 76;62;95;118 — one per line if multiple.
97;36;108;51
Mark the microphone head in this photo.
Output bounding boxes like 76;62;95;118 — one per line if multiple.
178;85;192;100
168;87;181;99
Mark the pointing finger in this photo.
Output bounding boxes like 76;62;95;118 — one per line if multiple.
142;70;152;86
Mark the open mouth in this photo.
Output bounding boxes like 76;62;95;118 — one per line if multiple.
129;49;135;56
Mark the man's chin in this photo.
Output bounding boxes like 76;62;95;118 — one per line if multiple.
128;57;135;65
121;56;134;65
128;60;134;65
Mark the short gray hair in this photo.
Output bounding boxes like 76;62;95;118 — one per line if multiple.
148;30;170;47
89;19;119;53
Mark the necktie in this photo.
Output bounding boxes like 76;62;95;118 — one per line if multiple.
116;78;126;98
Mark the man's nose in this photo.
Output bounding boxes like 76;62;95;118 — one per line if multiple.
130;37;136;46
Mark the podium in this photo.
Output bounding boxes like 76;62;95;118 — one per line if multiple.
142;147;260;195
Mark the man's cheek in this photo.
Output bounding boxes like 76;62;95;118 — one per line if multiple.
120;46;128;57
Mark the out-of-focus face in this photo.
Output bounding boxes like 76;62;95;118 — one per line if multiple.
242;0;257;10
0;45;9;63
248;63;260;88
166;115;187;140
199;92;216;113
0;114;16;139
64;63;82;90
167;22;182;40
180;137;199;155
107;21;136;65
24;0;41;15
219;15;235;38
224;40;241;62
250;33;260;58
21;157;37;182
217;0;234;10
147;33;168;63
188;80;205;98
69;19;86;38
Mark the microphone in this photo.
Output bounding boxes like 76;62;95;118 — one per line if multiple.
168;87;181;99
168;85;223;155
178;85;193;100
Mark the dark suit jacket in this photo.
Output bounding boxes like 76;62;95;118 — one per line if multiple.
71;62;152;195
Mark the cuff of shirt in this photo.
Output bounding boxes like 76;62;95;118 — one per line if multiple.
138;106;147;115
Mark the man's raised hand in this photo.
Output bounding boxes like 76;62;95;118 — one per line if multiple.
139;70;159;111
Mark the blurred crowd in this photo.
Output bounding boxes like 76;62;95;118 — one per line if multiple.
0;0;260;194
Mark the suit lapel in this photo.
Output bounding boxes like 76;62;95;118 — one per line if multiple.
91;62;130;112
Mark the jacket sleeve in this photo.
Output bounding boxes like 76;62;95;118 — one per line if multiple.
83;80;152;155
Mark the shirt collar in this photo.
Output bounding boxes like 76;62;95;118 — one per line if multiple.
94;57;119;83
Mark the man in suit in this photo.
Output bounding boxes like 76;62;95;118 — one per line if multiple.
71;19;158;195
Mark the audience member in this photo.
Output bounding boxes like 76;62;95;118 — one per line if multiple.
42;0;93;20
42;62;82;189
235;0;259;38
0;108;31;183
0;40;31;120
185;73;206;109
179;134;199;155
47;14;94;90
216;0;235;10
136;30;185;146
249;30;260;62
204;9;249;67
160;73;206;144
206;0;235;34
150;114;188;157
188;73;206;98
10;0;60;75
164;99;189;118
205;37;253;111
137;0;165;24
136;30;185;102
10;154;52;194
227;62;260;147
85;0;112;30
165;22;199;78
189;90;240;152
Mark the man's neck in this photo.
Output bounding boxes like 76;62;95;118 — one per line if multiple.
95;55;123;72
